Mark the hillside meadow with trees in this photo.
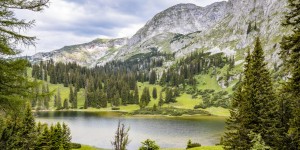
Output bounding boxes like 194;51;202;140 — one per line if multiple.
0;0;299;149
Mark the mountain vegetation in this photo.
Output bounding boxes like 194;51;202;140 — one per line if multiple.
0;0;299;149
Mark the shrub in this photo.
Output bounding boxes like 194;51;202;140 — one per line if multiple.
186;139;201;149
71;143;81;149
139;139;160;150
112;107;120;110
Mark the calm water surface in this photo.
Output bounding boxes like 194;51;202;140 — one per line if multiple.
35;111;225;149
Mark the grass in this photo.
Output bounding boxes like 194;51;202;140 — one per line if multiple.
72;145;105;150
161;146;224;150
204;107;230;117
189;146;224;150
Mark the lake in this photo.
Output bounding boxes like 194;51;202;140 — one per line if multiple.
35;111;226;149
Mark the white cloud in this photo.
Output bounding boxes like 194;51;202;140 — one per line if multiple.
15;0;226;55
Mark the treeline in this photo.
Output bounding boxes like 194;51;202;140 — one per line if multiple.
159;52;234;87
0;104;72;150
31;49;233;110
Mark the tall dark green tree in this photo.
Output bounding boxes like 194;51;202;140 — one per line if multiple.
63;98;69;109
158;91;164;107
69;86;74;106
57;88;62;110
152;87;157;99
134;85;139;104
223;38;281;149
149;70;157;84
280;0;300;148
140;87;151;106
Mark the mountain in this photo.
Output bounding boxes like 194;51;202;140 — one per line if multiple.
30;38;128;66
30;0;287;68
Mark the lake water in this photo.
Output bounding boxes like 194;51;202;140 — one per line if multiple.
35;111;226;149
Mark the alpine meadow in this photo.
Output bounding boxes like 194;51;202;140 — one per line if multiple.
0;0;299;150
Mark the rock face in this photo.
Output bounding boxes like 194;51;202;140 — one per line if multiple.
127;2;228;47
30;0;287;67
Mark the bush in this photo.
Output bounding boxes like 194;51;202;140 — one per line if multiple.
71;143;81;149
139;139;160;150
112;107;120;110
186;139;201;149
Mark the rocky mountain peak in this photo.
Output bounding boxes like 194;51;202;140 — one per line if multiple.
127;2;228;47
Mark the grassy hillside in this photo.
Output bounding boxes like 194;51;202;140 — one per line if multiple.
27;67;230;117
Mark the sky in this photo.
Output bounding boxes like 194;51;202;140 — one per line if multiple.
16;0;226;56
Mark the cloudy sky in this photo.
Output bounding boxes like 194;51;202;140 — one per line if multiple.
16;0;226;56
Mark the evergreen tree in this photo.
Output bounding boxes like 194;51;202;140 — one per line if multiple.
44;84;50;109
57;88;62;110
63;98;69;109
140;87;151;106
35;125;51;149
223;38;281;149
73;87;78;109
280;0;300;148
152;87;157;99
69;86;74;105
158;91;164;107
20;103;38;149
149;70;157;84
134;85;139;104
62;123;72;150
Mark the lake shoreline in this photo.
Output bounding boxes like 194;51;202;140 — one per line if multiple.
33;109;228;119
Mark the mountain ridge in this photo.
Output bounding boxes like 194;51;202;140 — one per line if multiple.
29;0;286;69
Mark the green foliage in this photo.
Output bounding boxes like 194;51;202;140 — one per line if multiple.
132;107;210;116
139;139;160;150
223;38;283;149
140;87;151;107
152;87;157;99
280;0;300;148
249;131;271;150
186;139;201;149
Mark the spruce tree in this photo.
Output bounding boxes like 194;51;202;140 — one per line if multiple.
152;87;157;99
57;88;62;110
223;38;281;149
158;91;164;107
140;87;151;106
280;0;300;148
134;85;139;104
63;98;69;109
62;123;71;150
20;103;38;149
69;86;74;105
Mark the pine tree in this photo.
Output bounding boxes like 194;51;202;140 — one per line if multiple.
62;123;72;150
73;87;78;109
280;0;300;148
158;91;164;107
223;38;281;149
19;103;38;149
69;86;74;105
35;125;51;149
57;88;62;110
222;86;250;149
134;85;139;104
63;98;69;109
140;87;151;106
152;87;157;99
149;70;157;84
44;84;50;109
